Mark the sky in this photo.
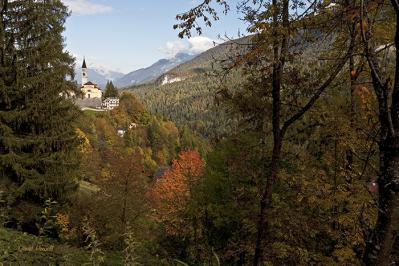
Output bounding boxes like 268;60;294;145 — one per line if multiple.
62;0;247;73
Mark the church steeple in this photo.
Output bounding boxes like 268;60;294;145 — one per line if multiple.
82;58;87;69
81;58;88;84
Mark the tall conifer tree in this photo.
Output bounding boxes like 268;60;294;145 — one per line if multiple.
0;0;80;204
103;81;119;98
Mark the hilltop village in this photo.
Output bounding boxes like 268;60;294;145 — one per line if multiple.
74;59;120;111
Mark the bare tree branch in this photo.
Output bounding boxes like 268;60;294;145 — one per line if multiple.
174;0;229;38
281;35;355;135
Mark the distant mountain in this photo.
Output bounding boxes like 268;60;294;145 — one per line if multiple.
162;37;250;77
75;66;124;90
151;37;250;86
114;53;195;88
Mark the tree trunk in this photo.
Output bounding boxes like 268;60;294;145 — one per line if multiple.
363;5;399;264
253;138;282;266
253;1;288;265
363;137;399;265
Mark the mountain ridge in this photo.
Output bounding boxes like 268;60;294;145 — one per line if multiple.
113;53;196;88
73;53;196;89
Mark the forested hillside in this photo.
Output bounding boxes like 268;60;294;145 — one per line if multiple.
127;74;240;138
125;37;252;138
126;34;334;139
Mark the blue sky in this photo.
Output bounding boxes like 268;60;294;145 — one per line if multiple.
62;0;247;73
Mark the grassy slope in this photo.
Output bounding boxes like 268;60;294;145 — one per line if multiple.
0;227;88;265
0;228;122;265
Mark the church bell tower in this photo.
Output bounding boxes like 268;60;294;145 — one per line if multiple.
81;58;88;85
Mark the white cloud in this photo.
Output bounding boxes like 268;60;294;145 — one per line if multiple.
164;41;188;57
161;36;218;57
62;0;112;16
188;36;217;54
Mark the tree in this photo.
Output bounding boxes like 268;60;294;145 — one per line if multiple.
151;150;204;236
190;135;261;264
103;81;119;99
95;148;148;247
359;1;399;264
0;0;80;209
176;1;356;264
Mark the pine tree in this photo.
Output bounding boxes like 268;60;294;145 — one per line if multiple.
0;0;81;205
103;81;119;99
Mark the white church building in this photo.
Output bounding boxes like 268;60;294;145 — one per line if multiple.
80;59;102;99
73;59;120;111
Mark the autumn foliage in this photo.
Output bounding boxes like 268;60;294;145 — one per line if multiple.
151;150;205;235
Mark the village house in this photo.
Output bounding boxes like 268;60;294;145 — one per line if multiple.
102;97;120;110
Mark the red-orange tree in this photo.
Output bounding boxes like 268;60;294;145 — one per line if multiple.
151;150;204;236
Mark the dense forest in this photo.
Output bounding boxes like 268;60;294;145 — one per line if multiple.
128;74;238;139
2;0;399;265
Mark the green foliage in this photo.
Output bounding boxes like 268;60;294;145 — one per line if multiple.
123;226;141;266
0;1;80;199
0;0;81;232
103;81;119;99
111;93;151;126
0;227;123;265
82;216;106;266
36;199;59;238
154;79;377;265
126;74;240;139
187;134;261;265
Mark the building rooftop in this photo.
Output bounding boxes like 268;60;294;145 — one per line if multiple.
83;81;97;87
